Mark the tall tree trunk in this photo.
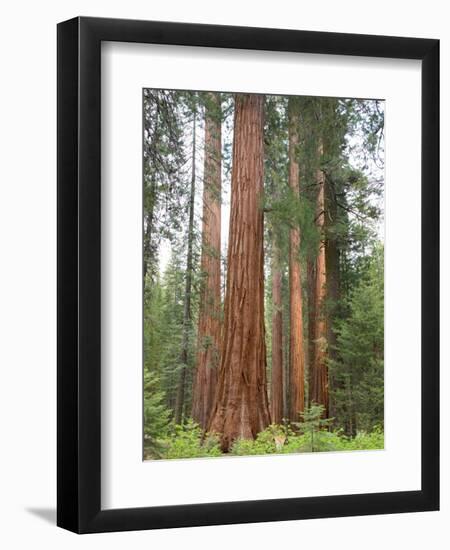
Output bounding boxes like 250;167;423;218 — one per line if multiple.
282;271;290;420
143;177;156;289
288;98;305;421
143;97;160;291
306;257;316;408
271;241;283;424
310;138;329;415
325;177;340;418
192;93;222;429
174;109;196;425
208;94;271;451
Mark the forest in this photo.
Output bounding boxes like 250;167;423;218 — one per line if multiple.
143;90;384;460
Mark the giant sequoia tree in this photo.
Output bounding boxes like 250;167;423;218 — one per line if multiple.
310;137;329;415
288;97;306;421
208;94;271;451
192;93;222;429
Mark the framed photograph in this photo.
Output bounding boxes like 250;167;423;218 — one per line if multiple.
57;16;439;533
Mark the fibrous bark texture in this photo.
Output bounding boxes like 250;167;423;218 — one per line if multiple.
310;139;329;415
271;242;283;424
325;176;340;418
307;257;316;407
288;99;305;421
192;93;222;429
208;94;271;451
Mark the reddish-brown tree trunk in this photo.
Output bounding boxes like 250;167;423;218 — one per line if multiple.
208;94;271;451
310;139;329;415
271;242;283;424
306;257;316;407
288;99;305;421
192;93;222;429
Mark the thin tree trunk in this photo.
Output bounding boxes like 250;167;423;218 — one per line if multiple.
143;101;160;290
282;271;290;419
174;109;196;425
307;257;316;408
325;177;340;419
208;94;271;451
271;241;283;424
288;98;305;421
192;93;222;429
310;138;329;415
143;177;157;288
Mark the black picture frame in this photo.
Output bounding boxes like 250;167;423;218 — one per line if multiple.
57;16;439;534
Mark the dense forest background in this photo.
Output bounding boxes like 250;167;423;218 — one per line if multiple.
143;90;384;460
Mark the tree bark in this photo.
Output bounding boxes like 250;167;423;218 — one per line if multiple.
288;98;305;421
325;177;340;418
192;93;222;429
208;94;271;451
143;175;157;290
143;97;160;290
306;257;316;408
282;270;290;420
271;242;283;424
310;138;329;415
174;109;196;425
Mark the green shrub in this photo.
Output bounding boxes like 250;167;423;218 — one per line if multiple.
231;424;291;456
161;420;222;459
148;417;384;459
290;404;335;452
143;370;170;458
338;426;384;451
282;431;338;453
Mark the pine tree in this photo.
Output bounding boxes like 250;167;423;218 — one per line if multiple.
174;102;197;425
329;245;384;434
143;369;170;458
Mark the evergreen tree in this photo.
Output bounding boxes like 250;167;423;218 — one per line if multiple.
329;245;384;434
143;370;171;458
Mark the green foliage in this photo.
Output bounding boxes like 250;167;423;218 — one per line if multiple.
229;421;383;457
143;370;171;458
160;420;222;459
143;89;190;285
147;419;384;460
330;245;384;434
282;432;336;454
143;245;202;421
332;426;384;451
291;404;335;452
231;425;288;456
282;426;384;454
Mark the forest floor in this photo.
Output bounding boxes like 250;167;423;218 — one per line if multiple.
144;421;384;461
